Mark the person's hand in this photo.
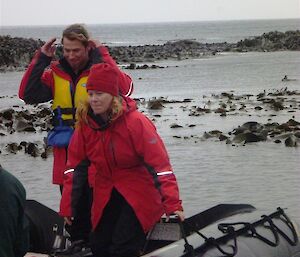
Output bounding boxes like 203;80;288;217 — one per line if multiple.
64;216;74;225
88;39;103;49
41;37;57;57
165;210;185;222
174;210;185;221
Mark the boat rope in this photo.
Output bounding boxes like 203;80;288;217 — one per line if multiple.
142;226;155;254
271;207;298;246
178;219;195;256
180;207;298;257
181;222;237;257
218;218;279;247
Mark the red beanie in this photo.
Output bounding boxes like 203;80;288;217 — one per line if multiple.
86;63;119;96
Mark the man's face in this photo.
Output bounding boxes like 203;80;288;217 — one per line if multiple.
62;37;89;72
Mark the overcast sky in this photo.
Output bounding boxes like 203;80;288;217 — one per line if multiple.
1;0;299;26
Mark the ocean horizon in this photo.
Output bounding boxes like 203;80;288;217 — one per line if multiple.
1;18;299;46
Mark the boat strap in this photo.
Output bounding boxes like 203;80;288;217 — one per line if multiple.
179;219;195;257
270;208;299;246
184;222;237;257
181;207;299;257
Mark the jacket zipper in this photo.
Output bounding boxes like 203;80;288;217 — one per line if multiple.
111;139;117;166
101;131;114;175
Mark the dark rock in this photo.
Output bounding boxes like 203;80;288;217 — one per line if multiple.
126;63;136;69
0;35;44;70
147;99;165;110
215;108;226;114
26;142;39;157
20;141;27;147
285;135;297;147
254;106;263;110
286;119;300;126
6;143;19;154
219;134;228;141
240;121;263;132
41;151;48;159
236;30;300;52
15;118;35;132
170;123;183;128
243;132;264;143
1;109;14;120
173;135;182;138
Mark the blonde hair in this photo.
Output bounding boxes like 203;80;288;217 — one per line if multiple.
76;96;123;128
110;96;124;121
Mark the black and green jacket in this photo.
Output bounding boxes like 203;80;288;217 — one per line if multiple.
0;166;29;257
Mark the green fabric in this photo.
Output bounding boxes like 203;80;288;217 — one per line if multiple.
0;167;29;257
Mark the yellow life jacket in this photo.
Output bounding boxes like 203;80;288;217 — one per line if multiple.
52;72;88;126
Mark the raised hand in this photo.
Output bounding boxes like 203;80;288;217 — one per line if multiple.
41;37;57;57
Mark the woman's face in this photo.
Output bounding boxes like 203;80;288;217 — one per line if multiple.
88;90;113;115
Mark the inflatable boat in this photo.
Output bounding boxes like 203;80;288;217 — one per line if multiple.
25;200;300;257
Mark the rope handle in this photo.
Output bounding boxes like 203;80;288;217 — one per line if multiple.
178;217;195;257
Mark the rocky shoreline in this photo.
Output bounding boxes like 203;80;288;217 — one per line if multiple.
1;87;299;159
1;30;299;72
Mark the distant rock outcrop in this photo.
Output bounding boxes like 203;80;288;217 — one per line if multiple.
107;40;234;64
1;30;300;71
0;36;44;71
236;30;300;52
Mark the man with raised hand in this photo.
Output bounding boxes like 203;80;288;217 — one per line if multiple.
19;23;133;249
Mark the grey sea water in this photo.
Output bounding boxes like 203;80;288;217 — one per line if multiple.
1;18;300;45
0;20;299;223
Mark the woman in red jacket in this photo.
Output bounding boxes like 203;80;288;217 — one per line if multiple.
60;63;184;257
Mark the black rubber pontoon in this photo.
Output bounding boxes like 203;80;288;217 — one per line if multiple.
25;200;300;257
